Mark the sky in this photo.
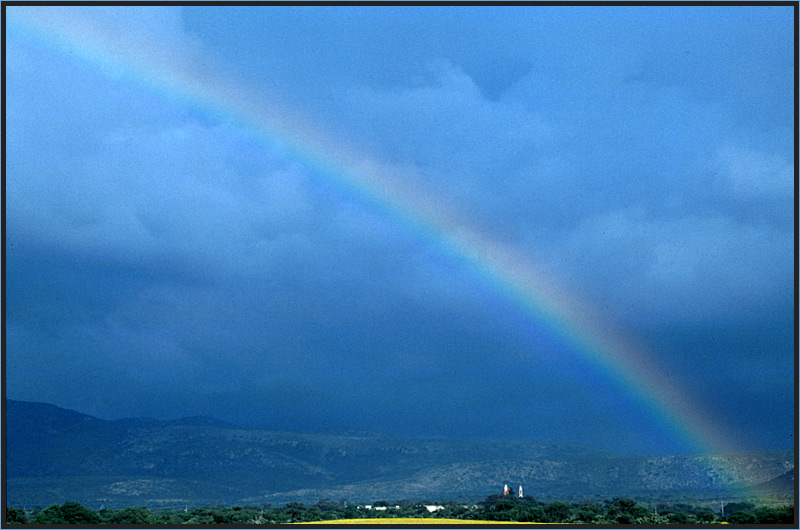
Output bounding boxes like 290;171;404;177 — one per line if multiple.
5;6;795;456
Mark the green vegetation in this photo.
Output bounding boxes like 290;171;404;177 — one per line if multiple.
6;496;795;524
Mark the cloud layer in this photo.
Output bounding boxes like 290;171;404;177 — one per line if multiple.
6;6;794;454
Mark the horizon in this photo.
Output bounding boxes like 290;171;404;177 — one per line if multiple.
5;5;795;460
4;397;794;459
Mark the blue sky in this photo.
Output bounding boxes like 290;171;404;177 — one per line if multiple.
5;6;794;455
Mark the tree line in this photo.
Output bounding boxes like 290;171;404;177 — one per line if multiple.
5;496;795;524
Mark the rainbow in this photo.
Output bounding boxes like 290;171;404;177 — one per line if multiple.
8;7;750;473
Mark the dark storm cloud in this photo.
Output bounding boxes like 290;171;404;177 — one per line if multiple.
5;6;794;454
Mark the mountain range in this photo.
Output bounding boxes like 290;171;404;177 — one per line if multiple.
5;400;794;509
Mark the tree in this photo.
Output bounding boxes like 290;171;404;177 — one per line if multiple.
495;498;516;512
724;501;754;514
283;501;307;522
727;511;755;524
695;508;716;522
577;504;603;522
667;511;692;524
543;501;572;523
184;513;215;525
607;498;649;524
444;502;467;518
63;502;103;524
527;505;545;522
754;506;794;524
315;498;340;513
33;506;62;525
5;507;28;525
108;507;153;524
155;510;188;524
33;502;101;524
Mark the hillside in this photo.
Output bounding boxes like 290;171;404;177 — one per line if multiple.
5;400;794;508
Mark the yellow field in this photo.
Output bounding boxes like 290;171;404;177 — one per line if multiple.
298;519;726;525
298;518;542;524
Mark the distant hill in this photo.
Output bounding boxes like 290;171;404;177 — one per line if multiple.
5;400;794;509
756;468;794;496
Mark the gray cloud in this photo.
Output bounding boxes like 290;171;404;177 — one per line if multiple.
6;7;793;454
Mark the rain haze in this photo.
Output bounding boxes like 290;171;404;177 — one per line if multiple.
5;6;795;456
